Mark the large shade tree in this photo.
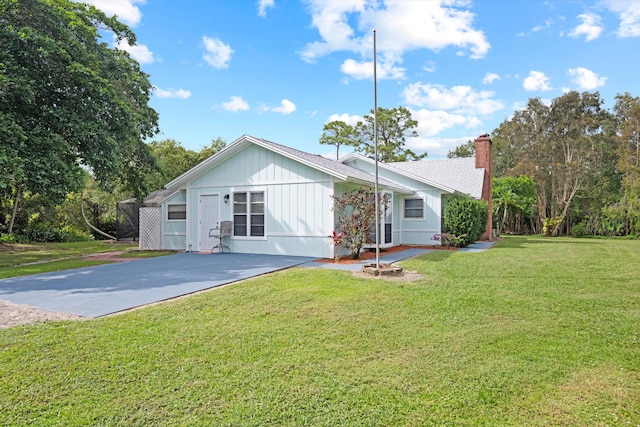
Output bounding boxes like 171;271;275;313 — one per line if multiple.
0;0;159;232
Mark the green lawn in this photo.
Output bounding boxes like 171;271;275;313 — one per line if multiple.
0;241;174;278
1;236;639;426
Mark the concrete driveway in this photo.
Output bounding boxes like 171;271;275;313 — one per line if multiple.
0;253;316;318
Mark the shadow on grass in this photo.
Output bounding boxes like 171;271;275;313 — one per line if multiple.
493;235;604;249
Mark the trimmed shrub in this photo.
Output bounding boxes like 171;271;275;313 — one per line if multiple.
443;197;488;247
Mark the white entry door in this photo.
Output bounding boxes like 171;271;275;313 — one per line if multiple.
199;194;219;251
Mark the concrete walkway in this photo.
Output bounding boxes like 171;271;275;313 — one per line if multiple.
0;253;315;318
302;241;496;271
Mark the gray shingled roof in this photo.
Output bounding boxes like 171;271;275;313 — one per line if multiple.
388;157;485;199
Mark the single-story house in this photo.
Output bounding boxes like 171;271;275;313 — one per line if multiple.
145;134;492;258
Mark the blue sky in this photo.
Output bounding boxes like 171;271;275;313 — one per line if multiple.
83;0;640;159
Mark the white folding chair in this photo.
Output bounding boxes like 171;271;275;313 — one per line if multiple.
209;221;232;253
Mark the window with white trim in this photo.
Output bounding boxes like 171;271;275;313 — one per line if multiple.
404;198;424;219
167;204;186;220
233;191;265;237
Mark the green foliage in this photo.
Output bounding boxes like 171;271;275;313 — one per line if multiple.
24;225;93;243
570;221;588;238
447;139;475;158
542;216;563;237
443;196;489;246
492;91;617;236
356;106;426;162
145;137;227;190
331;188;388;259
598;204;626;237
432;232;467;247
319;121;356;160
321;107;426;162
613;93;640;235
195;137;227;164
493;176;536;235
0;0;159;208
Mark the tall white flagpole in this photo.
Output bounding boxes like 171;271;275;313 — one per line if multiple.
373;29;380;270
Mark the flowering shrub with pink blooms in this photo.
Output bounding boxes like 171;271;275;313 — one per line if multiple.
330;188;389;259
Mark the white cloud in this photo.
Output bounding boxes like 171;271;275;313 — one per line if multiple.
523;70;552;91
154;87;191;99
80;0;145;27
405;136;473;158
222;96;250;112
402;83;504;116
113;37;154;64
340;58;406;80
327;113;362;126
567;67;607;90
568;13;603;41
258;0;275;17
482;72;500;84
604;0;640;37
532;19;554;32
262;99;296;115
423;61;436;72
410;109;473;137
301;0;489;80
202;36;233;69
399;83;502;148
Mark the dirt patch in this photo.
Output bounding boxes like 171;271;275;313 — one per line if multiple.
352;269;424;282
81;250;142;262
0;300;85;329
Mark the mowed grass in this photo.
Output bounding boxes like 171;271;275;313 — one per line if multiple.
1;236;639;426
0;241;173;278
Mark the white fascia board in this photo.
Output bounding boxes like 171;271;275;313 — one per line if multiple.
342;176;414;195
341;153;457;195
156;190;184;206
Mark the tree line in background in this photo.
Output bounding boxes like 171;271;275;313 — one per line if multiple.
2;2;639;243
0;136;226;242
451;90;640;238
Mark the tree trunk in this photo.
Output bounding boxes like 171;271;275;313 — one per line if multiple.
8;188;20;234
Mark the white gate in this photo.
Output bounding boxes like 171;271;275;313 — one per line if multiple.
139;207;162;250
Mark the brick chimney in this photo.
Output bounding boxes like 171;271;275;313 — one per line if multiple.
475;134;493;241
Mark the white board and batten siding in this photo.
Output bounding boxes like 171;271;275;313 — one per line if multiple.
185;144;335;257
161;191;187;250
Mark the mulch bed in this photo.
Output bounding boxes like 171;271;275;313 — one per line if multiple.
315;245;458;264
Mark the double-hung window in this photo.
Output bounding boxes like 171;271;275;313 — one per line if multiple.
404;198;424;219
233;191;265;237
